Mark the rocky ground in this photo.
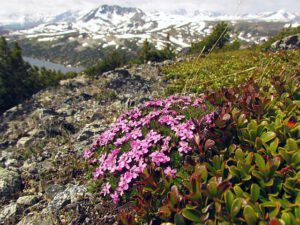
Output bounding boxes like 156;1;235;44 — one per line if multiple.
271;34;300;50
0;61;172;224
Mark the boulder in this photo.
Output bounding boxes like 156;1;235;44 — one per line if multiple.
48;185;86;211
45;184;65;200
4;158;19;168
17;212;58;225
77;122;105;142
0;167;22;200
0;203;18;224
17;195;39;208
271;34;300;50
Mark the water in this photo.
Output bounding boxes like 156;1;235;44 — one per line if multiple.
23;56;85;73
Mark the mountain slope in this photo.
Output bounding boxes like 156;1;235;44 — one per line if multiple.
3;5;300;66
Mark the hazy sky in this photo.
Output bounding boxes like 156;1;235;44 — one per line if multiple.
1;0;300;17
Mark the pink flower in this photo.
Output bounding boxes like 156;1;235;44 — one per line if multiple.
159;115;179;126
150;151;170;166
117;172;135;196
203;112;215;124
161;136;171;152
88;94;209;202
146;130;162;144
97;129;116;146
93;166;104;180
130;128;143;139
128;108;142;120
114;136;128;147
110;191;119;204
101;183;111;196
115;120;130;133
123;171;136;183
137;160;147;173
178;141;192;154
164;166;177;177
144;100;164;107
83;149;93;160
117;153;132;171
172;120;195;140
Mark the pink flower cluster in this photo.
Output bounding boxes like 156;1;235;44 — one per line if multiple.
85;95;207;203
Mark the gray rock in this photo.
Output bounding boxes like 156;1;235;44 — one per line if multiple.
271;34;300;50
17;212;58;225
16;136;34;148
17;195;39;208
4;158;19;168
0;203;18;224
31;108;58;119
0;167;22;200
21;161;38;174
77;123;104;142
28;129;46;138
48;185;86;211
45;184;65;200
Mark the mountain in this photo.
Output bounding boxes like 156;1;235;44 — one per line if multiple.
0;13;54;30
2;5;300;66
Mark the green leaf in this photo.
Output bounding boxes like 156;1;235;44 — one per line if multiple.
291;152;300;168
295;207;300;218
255;154;265;170
268;138;279;154
230;198;242;218
182;209;202;223
235;148;244;161
250;184;260;202
286;138;298;151
261;131;276;143
243;205;257;225
281;212;292;225
208;182;218;197
234;186;244;198
225;190;234;213
174;213;186;225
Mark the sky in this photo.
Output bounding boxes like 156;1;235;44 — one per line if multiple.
1;0;300;18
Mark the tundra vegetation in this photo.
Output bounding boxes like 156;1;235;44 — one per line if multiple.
85;25;300;224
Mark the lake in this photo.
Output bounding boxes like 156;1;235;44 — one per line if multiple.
23;57;85;73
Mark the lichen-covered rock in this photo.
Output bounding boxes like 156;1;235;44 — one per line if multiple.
0;62;165;223
48;185;86;211
16;136;34;148
0;203;18;224
17;212;58;225
271;34;300;50
17;195;39;208
0;167;22;200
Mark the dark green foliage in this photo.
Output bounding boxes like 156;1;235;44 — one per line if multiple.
0;36;77;113
139;37;175;63
222;39;241;51
190;22;231;53
85;38;175;77
84;50;128;77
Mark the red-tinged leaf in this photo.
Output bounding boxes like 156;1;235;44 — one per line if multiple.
205;139;215;149
287;116;297;128
269;219;282;225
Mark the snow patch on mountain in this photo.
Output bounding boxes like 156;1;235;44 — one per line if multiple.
3;5;300;50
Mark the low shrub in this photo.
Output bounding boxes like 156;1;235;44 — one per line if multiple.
85;62;299;224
